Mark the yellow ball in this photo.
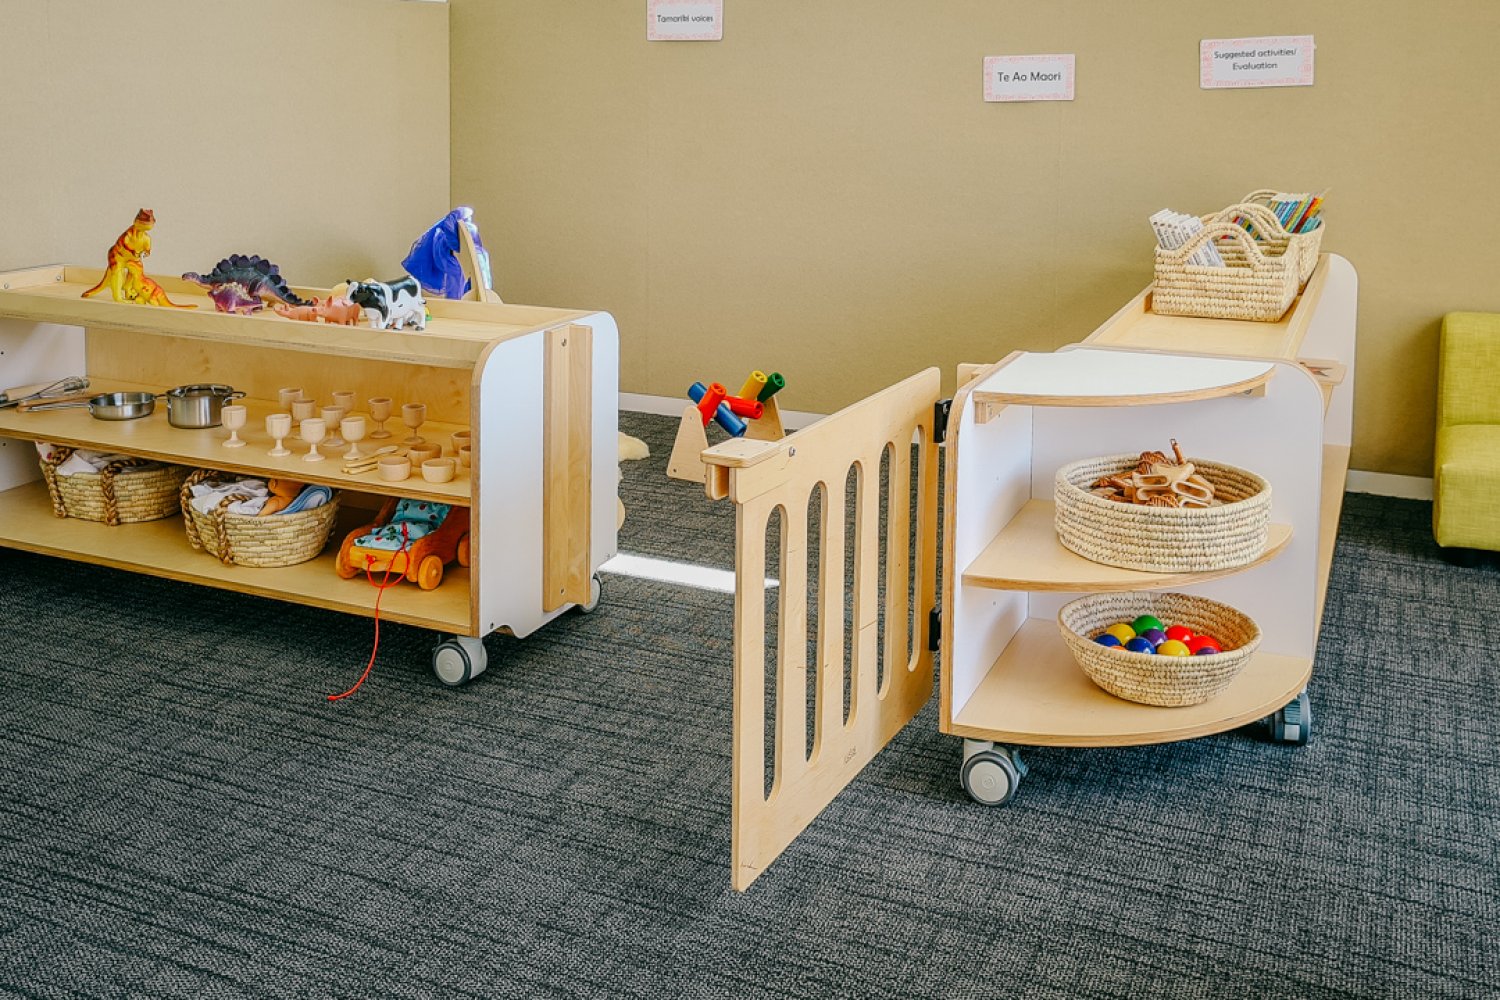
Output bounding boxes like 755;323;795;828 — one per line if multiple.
1157;639;1191;656
1104;623;1137;644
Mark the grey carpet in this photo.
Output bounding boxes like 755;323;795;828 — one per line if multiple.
0;411;1493;999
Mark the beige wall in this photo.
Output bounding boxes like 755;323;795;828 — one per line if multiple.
0;0;450;288
451;1;1500;477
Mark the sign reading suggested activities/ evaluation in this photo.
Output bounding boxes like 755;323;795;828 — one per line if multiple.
1201;36;1314;89
647;0;723;41
983;55;1075;102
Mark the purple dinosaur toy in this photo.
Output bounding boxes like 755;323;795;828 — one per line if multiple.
182;254;310;314
206;282;264;315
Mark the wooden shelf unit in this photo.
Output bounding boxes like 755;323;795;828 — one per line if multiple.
0;263;620;650
941;254;1357;750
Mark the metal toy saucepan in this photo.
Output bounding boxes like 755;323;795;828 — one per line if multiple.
163;383;245;428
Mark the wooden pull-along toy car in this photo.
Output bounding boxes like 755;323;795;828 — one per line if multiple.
335;496;471;590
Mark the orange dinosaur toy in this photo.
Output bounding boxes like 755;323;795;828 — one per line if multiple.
80;209;195;308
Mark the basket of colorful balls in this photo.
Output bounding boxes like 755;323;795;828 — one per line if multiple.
1058;591;1261;706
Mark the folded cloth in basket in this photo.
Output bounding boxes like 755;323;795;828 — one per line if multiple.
277;484;333;515
189;478;269;516
35;441;158;477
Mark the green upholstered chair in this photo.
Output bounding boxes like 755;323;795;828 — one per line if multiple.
1434;312;1500;552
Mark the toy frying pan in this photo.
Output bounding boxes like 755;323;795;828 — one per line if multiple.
19;390;161;420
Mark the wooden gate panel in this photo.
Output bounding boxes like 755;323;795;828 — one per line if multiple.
705;369;941;890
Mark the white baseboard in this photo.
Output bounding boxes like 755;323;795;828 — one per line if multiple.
1345;470;1432;500
619;392;825;431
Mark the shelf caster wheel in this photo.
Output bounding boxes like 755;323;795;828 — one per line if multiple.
1263;689;1312;745
432;635;488;687
575;574;602;614
960;739;1028;806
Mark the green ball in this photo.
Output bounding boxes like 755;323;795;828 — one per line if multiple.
1130;614;1164;635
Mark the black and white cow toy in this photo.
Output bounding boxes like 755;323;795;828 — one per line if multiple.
345;275;428;331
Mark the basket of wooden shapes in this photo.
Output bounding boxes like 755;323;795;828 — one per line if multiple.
1151;221;1300;322
39;446;188;525
180;470;339;567
1054;445;1271;574
1058;591;1262;707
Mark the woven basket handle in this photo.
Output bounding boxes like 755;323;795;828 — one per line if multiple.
1207;202;1290;239
181;469;212;550
39;446;73;519
1162;221;1266;266
1241;188;1280;206
97;458;149;526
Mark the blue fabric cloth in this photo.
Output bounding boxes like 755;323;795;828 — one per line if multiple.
353;499;453;551
277;484;333;515
401;207;492;300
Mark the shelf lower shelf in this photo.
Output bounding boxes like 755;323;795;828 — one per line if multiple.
962;499;1293;591
945;618;1311;747
0;480;472;633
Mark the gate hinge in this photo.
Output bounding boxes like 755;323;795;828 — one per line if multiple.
933;398;953;444
928;606;942;651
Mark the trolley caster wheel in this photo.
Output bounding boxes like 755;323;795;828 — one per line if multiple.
960;740;1028;806
1263;689;1312;745
432;635;488;687
575;573;602;614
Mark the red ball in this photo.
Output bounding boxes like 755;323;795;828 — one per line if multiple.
1187;635;1222;654
1164;624;1194;643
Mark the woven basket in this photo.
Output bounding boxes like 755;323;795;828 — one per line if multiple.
39;449;187;525
1205;198;1322;286
1152;222;1300;322
1058;591;1262;706
181;470;338;567
1054;454;1271;574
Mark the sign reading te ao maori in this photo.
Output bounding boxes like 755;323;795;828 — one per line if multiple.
984;54;1076;102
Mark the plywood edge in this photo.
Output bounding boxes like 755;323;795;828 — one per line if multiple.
1314;444;1351;629
971;367;1274;408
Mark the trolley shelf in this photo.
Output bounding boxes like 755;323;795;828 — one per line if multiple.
945;619;1312;747
961;499;1293;592
0;480;471;632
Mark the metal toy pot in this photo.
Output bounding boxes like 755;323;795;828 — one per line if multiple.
165;383;245;428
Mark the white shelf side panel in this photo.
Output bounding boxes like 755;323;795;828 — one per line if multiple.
948;376;1033;714
1295;253;1358;449
472;311;619;640
0;318;87;491
1026;358;1327;660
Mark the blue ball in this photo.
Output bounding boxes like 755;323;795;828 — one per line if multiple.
1094;634;1123;647
1125;636;1156;654
1139;627;1167;648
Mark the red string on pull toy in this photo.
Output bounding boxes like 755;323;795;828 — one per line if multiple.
327;522;410;701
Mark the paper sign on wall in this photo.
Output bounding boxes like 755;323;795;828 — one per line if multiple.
647;0;723;41
1201;36;1314;89
983;55;1075;102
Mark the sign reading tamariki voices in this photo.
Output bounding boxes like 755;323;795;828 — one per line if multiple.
648;0;723;41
